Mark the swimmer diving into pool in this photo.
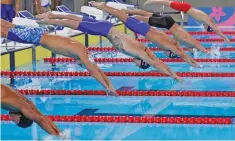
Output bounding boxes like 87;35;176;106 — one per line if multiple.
0;19;117;96
121;9;208;54
143;0;231;43
87;2;199;67
36;12;182;82
1;84;62;137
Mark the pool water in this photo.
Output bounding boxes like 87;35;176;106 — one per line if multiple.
1;28;235;140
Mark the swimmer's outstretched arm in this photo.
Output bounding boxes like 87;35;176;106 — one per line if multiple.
20;107;61;136
79;54;117;96
206;18;231;43
2;85;62;137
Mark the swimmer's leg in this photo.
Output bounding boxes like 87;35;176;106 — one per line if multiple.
123;9;153;17
144;0;171;8
134;15;150;23
1;26;12;37
36;13;83;22
0;19;15;28
37;19;80;30
92;2;129;22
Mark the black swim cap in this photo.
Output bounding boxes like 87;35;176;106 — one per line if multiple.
207;26;213;32
10;112;33;128
18;114;33;128
140;60;150;69
169;51;179;58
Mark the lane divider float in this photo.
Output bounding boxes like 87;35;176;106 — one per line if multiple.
2;71;235;78
1;114;233;125
137;38;235;43
16;89;235;97
87;47;235;52
44;58;235;63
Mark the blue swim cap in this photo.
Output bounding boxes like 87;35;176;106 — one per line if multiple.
207;26;213;32
140;60;150;69
169;51;179;58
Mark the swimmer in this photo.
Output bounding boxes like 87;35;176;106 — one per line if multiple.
144;0;231;43
0;19;117;96
122;9;208;54
1;84;62;137
36;12;182;82
1;0;20;22
89;2;199;67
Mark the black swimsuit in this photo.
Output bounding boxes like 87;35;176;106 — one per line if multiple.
148;13;175;30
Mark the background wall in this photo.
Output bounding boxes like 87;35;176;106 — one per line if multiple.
22;0;235;22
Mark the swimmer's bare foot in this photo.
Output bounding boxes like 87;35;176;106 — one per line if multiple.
106;89;118;96
91;1;106;9
121;8;128;14
36;19;50;24
36;13;49;19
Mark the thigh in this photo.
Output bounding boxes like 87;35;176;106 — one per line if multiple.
1;5;8;21
6;5;15;22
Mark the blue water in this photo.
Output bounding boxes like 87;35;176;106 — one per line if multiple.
1;28;235;140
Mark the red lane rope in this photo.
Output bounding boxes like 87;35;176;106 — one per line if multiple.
165;31;235;35
137;39;235;43
2;71;235;77
135;31;235;35
44;58;235;63
87;47;235;52
1;114;232;125
17;89;235;97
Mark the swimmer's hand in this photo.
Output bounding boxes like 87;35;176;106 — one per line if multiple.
105;89;118;97
225;38;231;44
181;54;200;68
46;116;62;136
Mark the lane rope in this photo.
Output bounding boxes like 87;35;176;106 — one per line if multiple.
1;114;233;125
137;39;235;43
2;71;235;77
44;58;235;63
87;47;235;52
17;89;235;97
156;31;235;35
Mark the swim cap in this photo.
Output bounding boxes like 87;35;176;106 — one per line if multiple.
207;26;213;32
140;60;150;69
10;112;33;128
169;51;179;58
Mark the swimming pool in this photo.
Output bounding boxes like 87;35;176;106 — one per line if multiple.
1;27;235;140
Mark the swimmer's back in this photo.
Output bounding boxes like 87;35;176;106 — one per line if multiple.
40;34;87;59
